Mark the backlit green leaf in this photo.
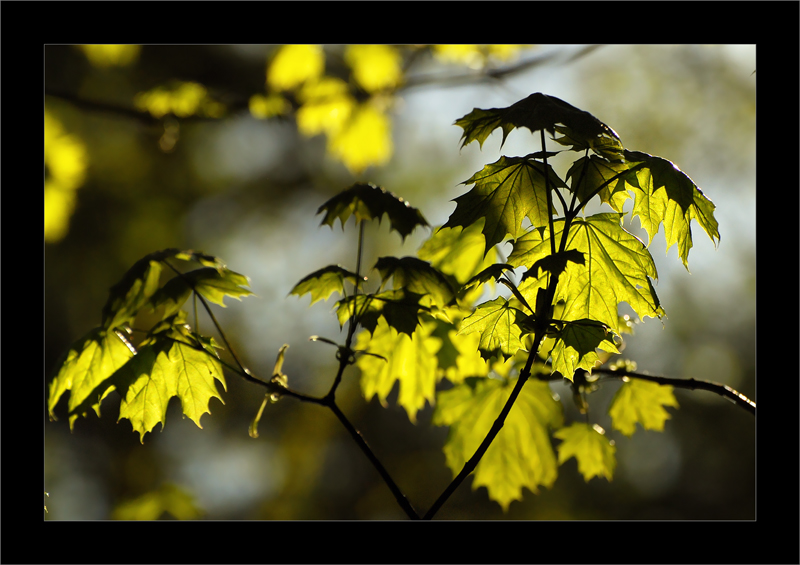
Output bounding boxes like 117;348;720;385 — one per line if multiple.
549;319;619;380
356;318;441;423
509;213;663;334
416;222;496;286
527;249;585;280
102;252;170;329
622;150;720;269
608;379;679;436
565;155;637;211
457;297;527;361
182;267;254;307
47;327;136;427
432;377;563;511
463;263;515;291
554;423;616;482
317;182;429;240
114;326;226;442
290;265;362;305
432;323;489;384
443;155;566;255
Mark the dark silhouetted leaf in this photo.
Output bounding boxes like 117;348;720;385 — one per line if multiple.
463;263;515;290
455;93;619;150
337;289;429;337
318;182;429;239
373;256;455;308
525;249;585;281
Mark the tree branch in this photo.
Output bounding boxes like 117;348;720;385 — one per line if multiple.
594;367;756;415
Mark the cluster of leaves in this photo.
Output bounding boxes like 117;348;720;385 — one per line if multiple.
250;44;529;173
48;92;721;515
290;93;719;510
47;249;253;443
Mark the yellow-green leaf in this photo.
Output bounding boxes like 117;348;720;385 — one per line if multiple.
623;150;720;270
443;155;565;255
290;265;362;306
458;297;527;361
102;255;166;329
356;318;441;423
554;422;616;481
48;327;135;427
509;213;663;334
432;378;563;511
550;319;619;380
416;222;496;286
114;329;226;442
608;379;679;436
337;289;428;337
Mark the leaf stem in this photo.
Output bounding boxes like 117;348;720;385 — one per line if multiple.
541;130;557;258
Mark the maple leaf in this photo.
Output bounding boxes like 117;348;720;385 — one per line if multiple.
549;319;619;380
554;423;616;482
356;318;442;423
443;155;566;256
457;297;528;361
102;251;176;329
416;223;496;286
317;182;429;240
432;377;563;511
290;265;363;306
608;379;679;436
112;324;226;442
455;92;620;150
180;267;253;307
373;256;455;308
509;213;663;334
622;150;720;269
47;327;135;427
430;322;489;384
148;267;253;320
565;154;638;212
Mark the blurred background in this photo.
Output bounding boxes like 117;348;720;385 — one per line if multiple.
44;44;755;521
